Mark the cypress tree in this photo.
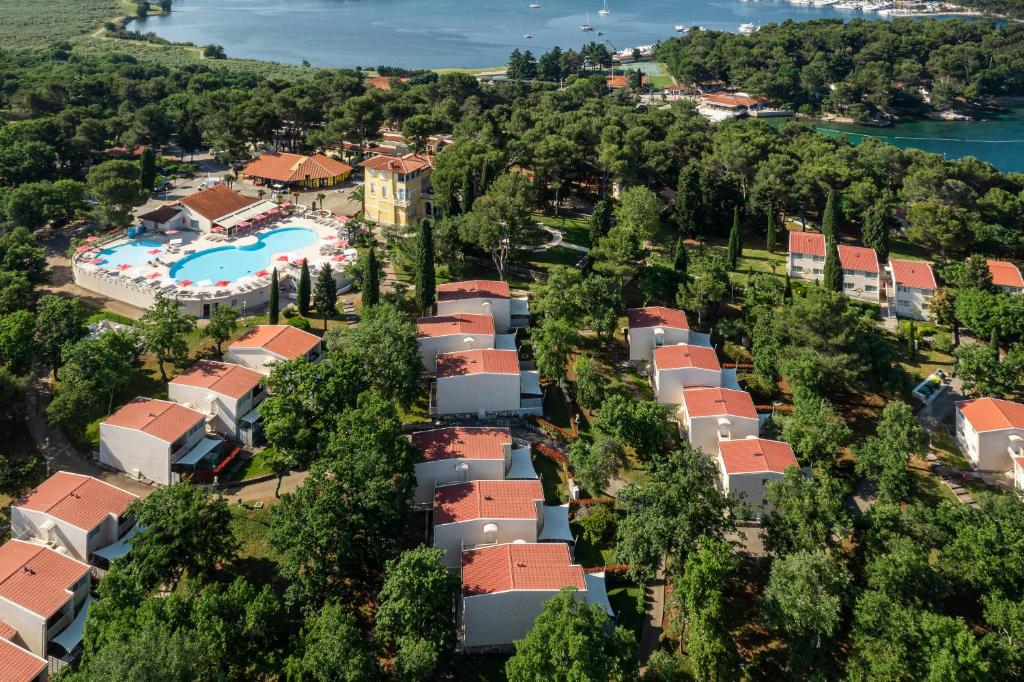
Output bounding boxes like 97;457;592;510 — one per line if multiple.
673;237;689;289
784;274;793;301
415;218;436;313
362;246;380;308
861;202;890;261
765;211;777;253
990;325;1000;357
313;264;337;330
461;166;475;213
673;163;702;236
823;238;843;292
727;206;742;271
139;147;157;192
268;268;280;324
298;261;311;316
907;321;917;361
822;189;842;242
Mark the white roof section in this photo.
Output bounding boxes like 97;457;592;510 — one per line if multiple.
495;333;518;351
537;504;574;542
511;298;530;316
214;199;281;229
50;594;95;655
174;437;221;467
584;572;614;616
92;524;144;563
520;370;542;397
507;447;538;479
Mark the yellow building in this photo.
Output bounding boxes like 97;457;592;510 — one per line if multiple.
360;153;435;226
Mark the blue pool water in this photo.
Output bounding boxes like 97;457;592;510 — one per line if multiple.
98;240;164;268
169;227;318;282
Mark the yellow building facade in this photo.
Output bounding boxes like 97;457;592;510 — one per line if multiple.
360;153;435;226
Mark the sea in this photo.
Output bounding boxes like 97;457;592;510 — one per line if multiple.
140;0;1024;172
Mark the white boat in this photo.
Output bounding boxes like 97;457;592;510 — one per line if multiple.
528;3;540;8
739;22;758;34
580;12;594;31
523;32;532;38
674;24;687;32
812;0;838;5
834;1;862;9
597;0;610;16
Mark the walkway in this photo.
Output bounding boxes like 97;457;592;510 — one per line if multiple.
220;470;310;503
637;558;667;669
522;223;590;254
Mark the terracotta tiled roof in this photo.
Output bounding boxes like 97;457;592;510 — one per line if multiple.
103;398;204;443
838;245;880;273
0;540;89;618
1013;455;1024;469
436;349;519;378
606;74;648;88
170;360;262;401
462;543;585;596
682;387;757;419
987;260;1024;288
229;325;320;360
0;619;15;640
138;204;181;224
0;637;47;682
436;280;510;301
704;93;762;107
412;427;512;462
16;472;136;531
243;153;352;183
361;153;434;174
788;231;826;257
719;438;798;474
889;259;936;289
434;480;543;525
654;344;721;372
417;314;495;338
178;184;260;221
627;306;689;330
958;397;1024;432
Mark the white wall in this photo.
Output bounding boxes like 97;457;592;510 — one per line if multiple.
224;347;282;375
436;374;520;416
0;597;46;657
463;589;567;650
99;421;204;486
628;326;690;362
437;298;512;333
892;281;934;321
788;252;824;283
434;518;538;568
654;367;721;404
413;458;505;505
841;268;881;303
956;409;1020;471
721;468;785;515
685;415;759;456
418;334;495;372
9;507;92;563
168;382;258;441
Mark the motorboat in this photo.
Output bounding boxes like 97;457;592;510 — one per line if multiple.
580;12;594;31
523;32;533;38
528;3;541;8
674;24;687;32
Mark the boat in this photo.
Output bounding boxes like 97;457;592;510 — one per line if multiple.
579;12;594;31
675;24;687;32
597;30;605;36
811;0;838;6
834;1;862;9
738;22;758;34
597;0;610;16
528;2;540;8
523;32;532;38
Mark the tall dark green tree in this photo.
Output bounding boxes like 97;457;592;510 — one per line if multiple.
313;264;337;330
268;268;280;324
673;237;688;289
726;206;742;271
414;218;436;313
589;198;614;245
822;189;841;242
823;237;842;292
907;321;917;361
784;274;793;300
298;261;311;316
766;211;778;253
139;147;157;192
362;246;380;308
674;162;702;236
861;201;890;260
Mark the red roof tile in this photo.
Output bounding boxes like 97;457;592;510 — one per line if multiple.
103;398;204;443
627;306;689;330
417;314;495;338
654;344;721;372
838;245;880;273
0;637;46;682
16;472;136;531
178;184;260;221
243;153;352;183
958;397;1024;432
434;480;543;525
788;231;826;257
719;438;798;474
361;153;433;174
170;360;262;401
682;387;757;419
462;543;585;596
987;260;1024;288
1013;455;1024;469
436;349;519;378
704;93;762;108
0;619;16;640
889;259;936;289
436;280;510;302
229;325;320;360
0;540;89;618
411;427;511;462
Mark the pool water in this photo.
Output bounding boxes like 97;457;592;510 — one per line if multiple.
169;227;318;283
98;240;164;268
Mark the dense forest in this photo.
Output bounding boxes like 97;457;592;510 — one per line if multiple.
961;0;1024;17
657;18;1024;121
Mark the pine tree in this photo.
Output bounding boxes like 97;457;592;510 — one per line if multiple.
362;246;380;308
727;207;742;271
673;237;689;290
268;268;280;324
415;218;436;313
766;211;778;253
461;166;475;213
298;261;311;316
313;264;338;330
823;238;842;291
861;202;890;260
822;189;842;242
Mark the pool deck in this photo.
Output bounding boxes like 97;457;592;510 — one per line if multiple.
72;213;356;317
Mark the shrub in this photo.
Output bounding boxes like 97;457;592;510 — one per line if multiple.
576;503;616;547
287;316;312;331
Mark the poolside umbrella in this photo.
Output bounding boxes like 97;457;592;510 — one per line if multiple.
83;236;99;243
75;245;92;254
147;272;161;279
211;226;224;233
239;221;252;228
323;234;337;240
254;269;270;277
215;280;230;288
178;279;193;287
148;248;162;254
292;257;307;265
165;229;179;235
88;258;106;265
276;255;290;262
332;254;345;262
117;263;133;271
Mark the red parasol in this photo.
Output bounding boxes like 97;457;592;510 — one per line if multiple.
331;254;345;262
323;234;337;240
147;272;161;279
178;279;193;287
148;248;162;254
117;264;133;271
215;280;230;287
88;258;106;265
211;226;224;233
83;236;99;243
276;255;290;261
164;229;179;235
254;269;270;277
292;257;308;265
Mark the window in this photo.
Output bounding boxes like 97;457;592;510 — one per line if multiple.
793;266;803;273
844;269;854;276
843;282;854;289
865;285;877;292
813;268;823;275
381;186;387;198
898;285;909;293
369;183;375;194
398;188;406;201
899;300;910;308
367;169;376;178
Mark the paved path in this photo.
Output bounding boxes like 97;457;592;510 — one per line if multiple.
637;557;667;668
523;223;590;254
220;470;311;502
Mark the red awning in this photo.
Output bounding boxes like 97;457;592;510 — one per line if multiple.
165;229;179;235
239;221;252;227
256;214;268;220
211;226;224;233
281;202;292;208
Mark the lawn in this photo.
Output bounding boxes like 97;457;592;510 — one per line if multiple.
0;0;122;48
533;451;569;505
606;576;644;639
228;504;279;585
521;245;585;271
533;213;593;248
232;448;276;481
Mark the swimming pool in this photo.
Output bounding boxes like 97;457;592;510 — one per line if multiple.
97;240;164;268
169;227;318;283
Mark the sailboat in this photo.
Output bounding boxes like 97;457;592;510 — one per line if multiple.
579;12;594;31
597;0;610;16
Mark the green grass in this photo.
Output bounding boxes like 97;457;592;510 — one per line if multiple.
533;213;593;248
86;310;136;326
0;0;122;48
534;452;569;505
399;391;431;423
233;449;275;481
228;504;279;585
521;245;585;271
887;238;934;261
606;578;644;639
